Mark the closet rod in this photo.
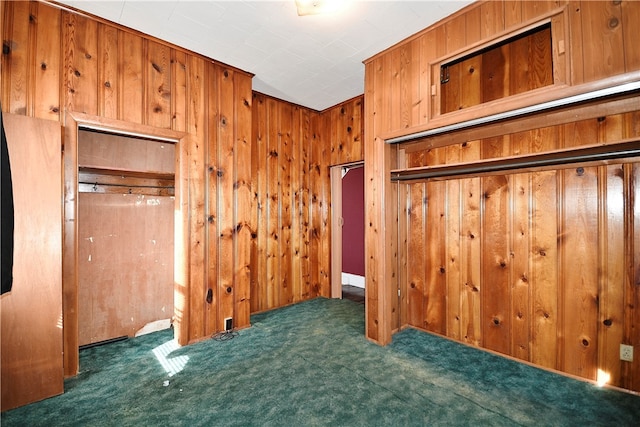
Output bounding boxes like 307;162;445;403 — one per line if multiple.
385;81;640;145
391;140;640;182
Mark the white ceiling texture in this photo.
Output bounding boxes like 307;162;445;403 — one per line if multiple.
56;1;474;111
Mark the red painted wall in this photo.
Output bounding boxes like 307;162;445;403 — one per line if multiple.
342;167;364;276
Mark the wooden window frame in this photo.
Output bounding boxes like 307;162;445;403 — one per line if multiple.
429;6;570;122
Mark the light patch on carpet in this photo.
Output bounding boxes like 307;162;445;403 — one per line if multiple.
152;339;189;377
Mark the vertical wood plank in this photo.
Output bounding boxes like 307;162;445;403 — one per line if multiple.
425;179;446;334
234;73;252;328
446;145;462;340
120;32;143;124
290;107;303;303
407;183;425;327
2;1;29;115
97;24;118;120
580;0;625;83
216;66;235;332
186;55;206;342
65;13;98;116
146;41;171;129
171;50;187;133
266;97;281;307
481;173;511;355
279;102;294;305
560;164;599;380
621;0;640;73
33;3;61;121
597;164;626;388
251;93;267;312
460;141;482;346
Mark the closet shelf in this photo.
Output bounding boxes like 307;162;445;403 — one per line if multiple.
79;166;175;196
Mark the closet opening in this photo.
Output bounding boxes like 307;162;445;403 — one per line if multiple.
63;112;187;377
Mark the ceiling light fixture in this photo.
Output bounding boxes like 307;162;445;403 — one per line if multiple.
295;0;343;16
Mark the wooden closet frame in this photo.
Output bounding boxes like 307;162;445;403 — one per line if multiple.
62;111;187;377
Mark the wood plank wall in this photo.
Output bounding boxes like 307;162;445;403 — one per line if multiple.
2;1;253;375
364;0;640;392
250;93;364;314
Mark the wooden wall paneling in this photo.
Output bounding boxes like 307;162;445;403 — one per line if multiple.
119;32;144;124
290;107;303;303
628;163;640;391
266;97;281;308
329;103;342;165
622;0;640;72
409;39;422;127
33;3;61;121
97;23;118;120
504;0;523;29
2;1;28;115
521;0;562;22
444;8;468;53
560;163;599;380
205;62;219;335
64;12;98;116
530;169;559;369
418;31;436;125
309;112;324;298
407;182;426;327
279;101;294;305
215;66;235;333
146;40;171;129
481;0;507;38
398;43;412;131
186;55;206;342
388;47;403;133
319;115;332;298
174;109;190;346
579;0;625;84
567;0;584;85
460;141;482;346
510;133;532;361
480;171;512;355
597;164;626;388
251;94;267;312
1;113;63;411
445;145;462;340
234;72;252;328
465;4;482;45
424;179;447;334
171;50;187;132
299;110;312;300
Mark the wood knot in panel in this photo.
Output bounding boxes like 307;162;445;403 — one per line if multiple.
603;318;613;327
609;17;619;29
41;62;47;70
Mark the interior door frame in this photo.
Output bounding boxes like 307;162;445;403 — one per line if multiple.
330;161;364;299
62;111;187;377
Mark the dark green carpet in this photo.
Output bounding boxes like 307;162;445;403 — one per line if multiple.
2;298;639;426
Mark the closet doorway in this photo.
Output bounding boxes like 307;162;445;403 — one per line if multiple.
330;163;365;303
63;112;187;376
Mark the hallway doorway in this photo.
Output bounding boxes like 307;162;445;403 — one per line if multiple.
330;163;365;302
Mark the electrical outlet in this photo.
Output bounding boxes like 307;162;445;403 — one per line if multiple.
224;317;233;332
620;344;634;362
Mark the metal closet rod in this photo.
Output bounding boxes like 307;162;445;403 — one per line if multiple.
390;141;640;182
385;81;640;145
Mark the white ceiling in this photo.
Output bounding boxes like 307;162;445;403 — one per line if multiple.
56;1;474;111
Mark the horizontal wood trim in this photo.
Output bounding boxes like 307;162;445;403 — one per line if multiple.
402;96;640;154
68;111;186;142
382;70;640;144
392;139;640;181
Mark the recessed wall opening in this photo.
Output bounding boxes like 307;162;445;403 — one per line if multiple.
440;22;553;114
77;129;176;348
